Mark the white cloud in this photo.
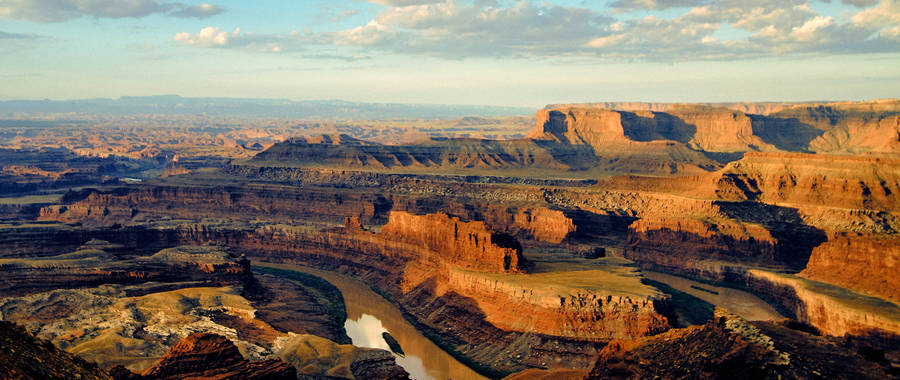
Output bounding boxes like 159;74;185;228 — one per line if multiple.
609;0;708;10
174;26;237;47
369;0;444;5
173;26;322;53
169;3;224;18
852;0;900;37
790;15;834;41
0;0;224;22
172;0;900;61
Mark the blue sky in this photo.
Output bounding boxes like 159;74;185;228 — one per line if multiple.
1;0;898;107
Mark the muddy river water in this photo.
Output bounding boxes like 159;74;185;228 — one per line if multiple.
260;263;487;380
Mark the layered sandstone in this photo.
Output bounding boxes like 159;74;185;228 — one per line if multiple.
800;233;900;303
147;214;670;373
528;108;630;145
747;270;900;337
772;102;900;154
716;152;900;211
39;185;391;227
0;241;253;297
380;211;525;273
538;100;900;155
110;333;296;380
511;207;575;243
255;135;566;171
437;267;670;340
529;106;775;153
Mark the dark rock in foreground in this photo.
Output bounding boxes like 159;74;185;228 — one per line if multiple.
0;321;111;380
110;332;295;380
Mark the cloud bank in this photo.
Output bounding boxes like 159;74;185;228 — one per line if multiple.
170;0;898;61
0;0;224;22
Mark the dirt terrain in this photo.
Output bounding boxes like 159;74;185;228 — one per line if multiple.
1;100;899;379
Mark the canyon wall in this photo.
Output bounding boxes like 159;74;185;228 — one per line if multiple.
24;204;671;375
747;270;900;337
170;216;669;341
438;267;670;340
716;152;900;211
379;211;525;273
800;232;900;303
534;100;900;156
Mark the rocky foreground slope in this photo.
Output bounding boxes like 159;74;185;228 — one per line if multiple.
0;321;112;380
582;310;892;380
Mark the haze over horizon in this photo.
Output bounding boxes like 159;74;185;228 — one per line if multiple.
1;0;899;107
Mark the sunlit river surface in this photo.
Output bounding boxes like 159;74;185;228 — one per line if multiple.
260;263;488;380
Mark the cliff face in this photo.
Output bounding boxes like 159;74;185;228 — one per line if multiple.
746;270;900;338
111;333;296;380
39;184;583;245
716;152;900;211
39;185;391;227
254;135;566;170
511;207;575;243
173;214;666;339
532;100;900;156
380;211;525;273
116;212;668;373
669;107;776;152
769;102;900;154
436;268;670;341
627;217;779;264
619;151;899;306
529;106;773;153
528;108;629;146
800;233;900;303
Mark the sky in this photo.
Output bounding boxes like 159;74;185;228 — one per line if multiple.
0;0;899;107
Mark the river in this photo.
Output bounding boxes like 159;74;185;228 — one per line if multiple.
259;263;488;380
643;271;784;321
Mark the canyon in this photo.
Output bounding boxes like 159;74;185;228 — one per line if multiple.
1;100;898;379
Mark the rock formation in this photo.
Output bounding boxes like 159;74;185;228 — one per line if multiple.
273;333;409;379
14;100;900;377
534;100;900;156
584;310;891;379
800;232;900;303
109;333;296;380
379;211;525;273
0;321;111;380
0;241;254;297
746;270;900;338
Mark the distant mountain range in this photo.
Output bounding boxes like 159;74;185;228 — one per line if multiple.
0;95;533;120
